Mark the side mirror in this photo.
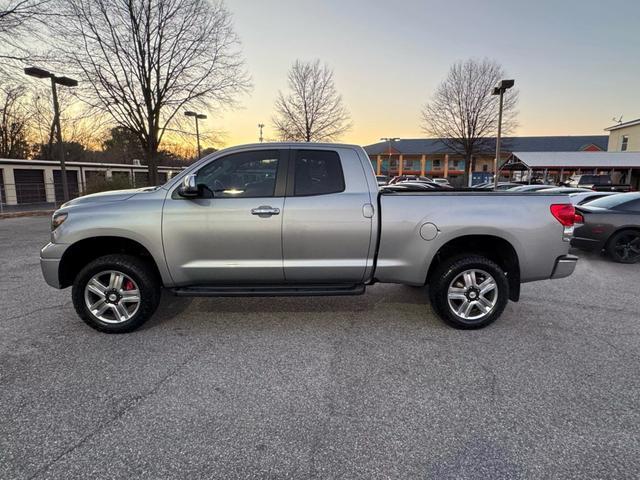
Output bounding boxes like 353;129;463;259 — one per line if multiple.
178;174;199;198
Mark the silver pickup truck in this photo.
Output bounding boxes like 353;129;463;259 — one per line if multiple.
40;143;578;333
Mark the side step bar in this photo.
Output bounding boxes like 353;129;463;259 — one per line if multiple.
171;283;366;298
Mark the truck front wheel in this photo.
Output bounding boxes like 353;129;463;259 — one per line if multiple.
429;255;509;329
71;254;161;333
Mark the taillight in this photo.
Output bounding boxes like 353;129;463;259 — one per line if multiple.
550;204;576;227
574;213;584;224
551;204;576;242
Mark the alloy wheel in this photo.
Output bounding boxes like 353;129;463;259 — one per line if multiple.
613;233;640;262
447;269;498;321
84;270;141;323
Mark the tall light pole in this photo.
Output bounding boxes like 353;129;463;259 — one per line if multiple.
380;137;399;175
491;79;514;190
184;111;207;159
24;67;78;203
258;123;265;143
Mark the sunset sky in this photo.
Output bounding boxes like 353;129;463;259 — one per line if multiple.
210;0;640;147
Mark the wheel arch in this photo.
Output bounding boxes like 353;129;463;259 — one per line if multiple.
604;226;640;261
426;234;521;301
59;236;164;288
605;226;640;246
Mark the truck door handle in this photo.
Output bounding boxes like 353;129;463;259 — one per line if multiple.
251;206;280;217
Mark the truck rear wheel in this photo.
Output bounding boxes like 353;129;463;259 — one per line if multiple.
429;255;509;329
71;254;161;333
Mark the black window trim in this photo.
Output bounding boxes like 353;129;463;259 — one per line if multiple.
286;148;346;197
171;148;289;199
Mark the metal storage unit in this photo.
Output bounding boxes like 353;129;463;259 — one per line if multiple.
0;169;5;204
14;169;46;204
134;171;148;187
53;170;80;203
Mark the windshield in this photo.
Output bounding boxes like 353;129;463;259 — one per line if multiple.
585;193;637;209
578;175;610;185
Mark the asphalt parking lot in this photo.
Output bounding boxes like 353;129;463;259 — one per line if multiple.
1;216;639;479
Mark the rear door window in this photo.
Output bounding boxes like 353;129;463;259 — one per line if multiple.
292;150;345;196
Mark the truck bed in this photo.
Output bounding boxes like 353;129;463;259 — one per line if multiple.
374;190;572;285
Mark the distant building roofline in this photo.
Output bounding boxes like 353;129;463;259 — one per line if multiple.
364;135;609;156
605;118;640;131
0;158;182;170
507;151;640;168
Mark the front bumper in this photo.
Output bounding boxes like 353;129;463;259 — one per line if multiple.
40;242;67;289
40;257;61;288
550;254;578;279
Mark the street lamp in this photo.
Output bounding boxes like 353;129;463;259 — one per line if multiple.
491;79;514;190
24;67;78;203
380;137;399;176
258;123;265;143
184;111;207;159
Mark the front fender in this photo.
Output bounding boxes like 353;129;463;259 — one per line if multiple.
49;189;174;287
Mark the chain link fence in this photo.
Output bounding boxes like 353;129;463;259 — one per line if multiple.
0;183;66;214
0;178;158;214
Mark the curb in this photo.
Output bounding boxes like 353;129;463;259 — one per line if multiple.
0;210;54;219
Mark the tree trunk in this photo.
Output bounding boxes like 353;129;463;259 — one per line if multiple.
145;136;159;186
465;153;473;187
147;150;158;186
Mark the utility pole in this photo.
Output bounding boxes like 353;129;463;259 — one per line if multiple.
195;115;201;159
494;91;504;189
491;79;515;190
184;111;207;159
24;67;78;203
258;123;264;143
50;78;68;202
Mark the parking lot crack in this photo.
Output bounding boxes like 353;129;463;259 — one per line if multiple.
25;349;202;480
308;316;356;479
4;302;71;323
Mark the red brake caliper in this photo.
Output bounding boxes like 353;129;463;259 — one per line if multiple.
123;279;135;290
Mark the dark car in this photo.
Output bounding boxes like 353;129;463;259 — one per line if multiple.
572;192;640;263
564;174;632;192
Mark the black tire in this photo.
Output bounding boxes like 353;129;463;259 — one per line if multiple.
428;255;509;329
606;230;640;264
72;254;161;333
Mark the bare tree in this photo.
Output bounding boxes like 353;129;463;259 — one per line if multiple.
273;59;351;142
27;82;106;160
0;0;52;69
421;58;518;179
51;0;250;183
0;82;31;158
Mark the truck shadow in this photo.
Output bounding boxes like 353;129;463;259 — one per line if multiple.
144;284;435;330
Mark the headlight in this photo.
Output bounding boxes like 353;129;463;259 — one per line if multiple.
51;212;68;230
